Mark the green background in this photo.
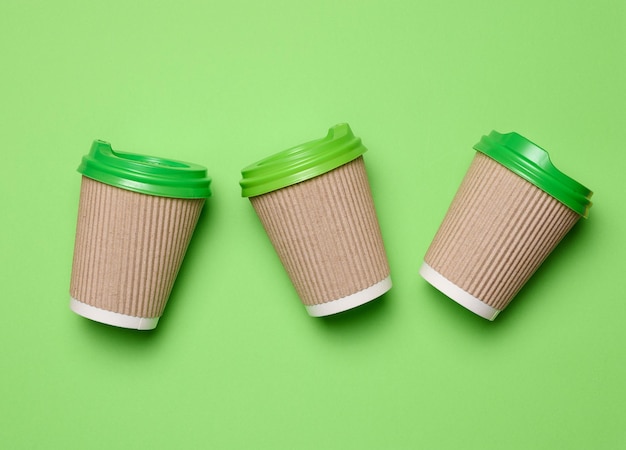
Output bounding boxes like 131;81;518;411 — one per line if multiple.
1;0;624;448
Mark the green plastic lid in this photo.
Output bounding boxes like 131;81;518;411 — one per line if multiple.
78;140;212;198
474;131;593;217
240;123;367;197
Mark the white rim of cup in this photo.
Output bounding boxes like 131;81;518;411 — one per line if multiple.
70;297;160;330
305;276;392;317
419;263;501;321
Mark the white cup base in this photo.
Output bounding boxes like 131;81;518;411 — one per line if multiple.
305;276;392;317
70;297;160;330
419;263;500;321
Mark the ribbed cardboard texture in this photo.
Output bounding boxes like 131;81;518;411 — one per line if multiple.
424;152;581;312
250;156;390;307
70;176;204;319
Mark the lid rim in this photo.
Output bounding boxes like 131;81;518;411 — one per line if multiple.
240;123;367;197
78;141;212;199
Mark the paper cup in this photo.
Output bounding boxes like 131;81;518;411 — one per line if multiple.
240;123;391;316
420;131;593;320
69;140;211;330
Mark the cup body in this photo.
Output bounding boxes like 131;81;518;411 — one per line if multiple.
420;132;592;320
70;177;204;329
250;156;391;316
241;124;391;316
69;140;211;330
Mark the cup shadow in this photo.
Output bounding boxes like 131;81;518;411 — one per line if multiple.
421;281;500;332
312;289;393;334
74;313;160;345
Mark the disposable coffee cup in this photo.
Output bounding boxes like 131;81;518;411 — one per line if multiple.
420;131;593;320
69;140;211;330
240;123;391;316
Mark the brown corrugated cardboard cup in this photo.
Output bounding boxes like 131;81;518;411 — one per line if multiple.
241;124;391;316
420;132;592;320
69;141;211;330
